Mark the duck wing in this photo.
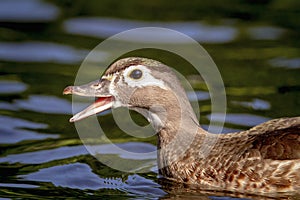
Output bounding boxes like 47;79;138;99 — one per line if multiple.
247;117;300;160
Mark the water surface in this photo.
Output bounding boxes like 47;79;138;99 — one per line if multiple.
0;1;300;199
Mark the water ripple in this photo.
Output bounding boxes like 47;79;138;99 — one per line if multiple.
19;163;166;196
0;146;87;164
231;98;271;110
247;26;285;40
207;113;270;127
0;0;59;22
15;95;72;114
0;42;87;64
269;57;300;69
0;142;156;164
0;115;58;144
64;17;237;43
0;80;27;94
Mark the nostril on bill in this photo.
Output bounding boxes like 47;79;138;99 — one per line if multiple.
63;86;74;95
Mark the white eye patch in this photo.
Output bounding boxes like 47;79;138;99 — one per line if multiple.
123;65;167;90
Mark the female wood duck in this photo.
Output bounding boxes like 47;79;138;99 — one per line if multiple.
63;57;300;194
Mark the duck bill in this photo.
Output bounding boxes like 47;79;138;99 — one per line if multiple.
63;80;114;122
69;96;114;122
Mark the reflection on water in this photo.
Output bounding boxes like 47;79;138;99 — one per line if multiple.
0;0;59;22
208;113;270;127
247;26;285;40
231;99;271;110
0;142;156;164
0;183;38;189
88;142;156;159
15;95;72;114
269;57;300;69
0;116;58;144
0;42;87;63
0;145;86;164
64;17;237;43
0;80;27;94
0;0;299;199
21;163;110;190
20;163;165;196
187;91;210;101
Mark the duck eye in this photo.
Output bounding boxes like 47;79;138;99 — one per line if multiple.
129;69;143;79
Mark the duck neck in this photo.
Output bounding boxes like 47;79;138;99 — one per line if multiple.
148;89;209;177
154;101;207;177
156;103;202;144
133;88;205;139
130;86;210;178
130;86;207;163
153;89;206;144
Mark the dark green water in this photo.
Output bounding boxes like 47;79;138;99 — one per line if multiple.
0;0;300;199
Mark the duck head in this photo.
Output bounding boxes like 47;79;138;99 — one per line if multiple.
63;57;199;132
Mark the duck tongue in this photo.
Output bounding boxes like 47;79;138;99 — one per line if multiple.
63;86;114;122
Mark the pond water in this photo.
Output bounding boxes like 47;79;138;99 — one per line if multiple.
0;0;300;199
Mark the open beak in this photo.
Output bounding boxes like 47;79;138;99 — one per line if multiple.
63;79;114;122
